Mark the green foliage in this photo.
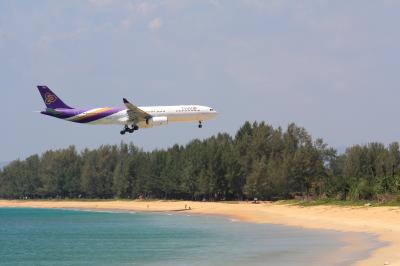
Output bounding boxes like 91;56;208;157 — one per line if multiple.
1;121;400;202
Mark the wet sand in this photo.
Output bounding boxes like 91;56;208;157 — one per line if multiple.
0;200;398;265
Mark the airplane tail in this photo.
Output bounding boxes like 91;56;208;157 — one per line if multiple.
37;85;73;109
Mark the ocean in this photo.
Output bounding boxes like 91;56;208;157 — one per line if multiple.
0;208;380;266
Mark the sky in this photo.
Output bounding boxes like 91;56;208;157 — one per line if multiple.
1;0;400;162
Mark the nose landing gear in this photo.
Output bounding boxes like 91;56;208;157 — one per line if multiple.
198;121;203;128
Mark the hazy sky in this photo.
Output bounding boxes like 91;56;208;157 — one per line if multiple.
1;0;400;162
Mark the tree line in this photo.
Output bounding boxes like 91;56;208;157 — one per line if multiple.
1;121;400;201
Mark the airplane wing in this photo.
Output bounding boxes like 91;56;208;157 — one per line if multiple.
123;98;151;123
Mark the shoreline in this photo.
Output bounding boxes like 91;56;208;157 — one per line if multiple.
0;200;399;266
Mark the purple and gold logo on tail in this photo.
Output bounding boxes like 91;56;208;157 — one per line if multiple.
45;93;57;105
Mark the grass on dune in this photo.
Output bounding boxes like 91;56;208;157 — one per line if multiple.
276;198;400;207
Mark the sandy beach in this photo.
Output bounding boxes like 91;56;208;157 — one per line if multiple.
0;200;399;266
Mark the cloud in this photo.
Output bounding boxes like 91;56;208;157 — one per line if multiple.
208;0;222;8
148;18;162;31
130;2;158;15
118;17;134;31
87;0;114;7
34;35;52;50
240;0;288;10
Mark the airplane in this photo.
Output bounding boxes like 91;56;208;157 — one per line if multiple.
37;85;218;135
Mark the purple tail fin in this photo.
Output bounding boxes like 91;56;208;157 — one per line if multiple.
37;85;72;109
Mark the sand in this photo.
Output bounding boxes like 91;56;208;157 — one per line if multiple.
0;200;399;266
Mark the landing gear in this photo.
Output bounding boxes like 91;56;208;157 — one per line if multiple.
198;121;203;128
120;125;138;135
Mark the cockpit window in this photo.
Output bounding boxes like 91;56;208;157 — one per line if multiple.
210;108;214;111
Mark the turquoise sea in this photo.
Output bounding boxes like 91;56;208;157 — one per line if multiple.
0;208;381;266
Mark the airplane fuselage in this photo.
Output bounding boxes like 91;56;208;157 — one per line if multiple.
41;105;217;128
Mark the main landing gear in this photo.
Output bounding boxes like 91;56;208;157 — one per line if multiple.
120;125;139;135
198;121;203;129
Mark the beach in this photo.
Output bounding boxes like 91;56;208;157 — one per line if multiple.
0;200;398;266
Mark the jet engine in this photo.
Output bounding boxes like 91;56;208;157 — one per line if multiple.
146;116;168;127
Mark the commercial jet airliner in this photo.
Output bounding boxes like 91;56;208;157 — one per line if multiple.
37;86;217;135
